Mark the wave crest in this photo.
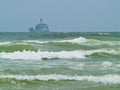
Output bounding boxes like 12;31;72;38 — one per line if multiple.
0;49;119;60
22;37;87;44
0;74;120;84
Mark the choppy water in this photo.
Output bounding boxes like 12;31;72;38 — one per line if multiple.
0;32;120;90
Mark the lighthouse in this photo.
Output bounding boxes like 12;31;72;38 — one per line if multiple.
28;18;49;33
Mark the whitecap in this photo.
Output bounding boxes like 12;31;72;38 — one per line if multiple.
22;40;48;44
22;37;87;44
102;61;112;68
0;49;119;60
0;42;11;45
58;37;87;44
0;74;120;84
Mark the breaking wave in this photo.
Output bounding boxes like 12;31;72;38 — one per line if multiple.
1;36;120;47
0;49;119;60
22;36;120;46
0;74;120;84
22;37;87;44
0;42;11;45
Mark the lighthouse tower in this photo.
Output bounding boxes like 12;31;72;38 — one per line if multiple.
28;18;49;33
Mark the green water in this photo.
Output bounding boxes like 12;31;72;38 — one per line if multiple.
0;32;120;90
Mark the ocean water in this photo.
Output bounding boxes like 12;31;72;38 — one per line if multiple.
0;32;120;90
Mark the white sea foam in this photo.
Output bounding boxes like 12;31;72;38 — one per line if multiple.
67;62;84;70
86;39;120;46
55;36;120;46
102;61;112;68
0;50;85;60
0;74;120;84
0;37;119;46
22;40;49;44
98;32;110;35
0;42;11;45
23;37;87;44
58;37;87;44
0;41;30;46
22;37;120;46
0;49;119;60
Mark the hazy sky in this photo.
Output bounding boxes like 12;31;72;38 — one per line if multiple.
0;0;120;32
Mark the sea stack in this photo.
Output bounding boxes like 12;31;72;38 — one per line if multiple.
29;18;49;33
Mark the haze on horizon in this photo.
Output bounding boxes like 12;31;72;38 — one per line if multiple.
0;0;120;32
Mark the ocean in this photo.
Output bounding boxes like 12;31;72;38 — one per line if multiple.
0;32;120;90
